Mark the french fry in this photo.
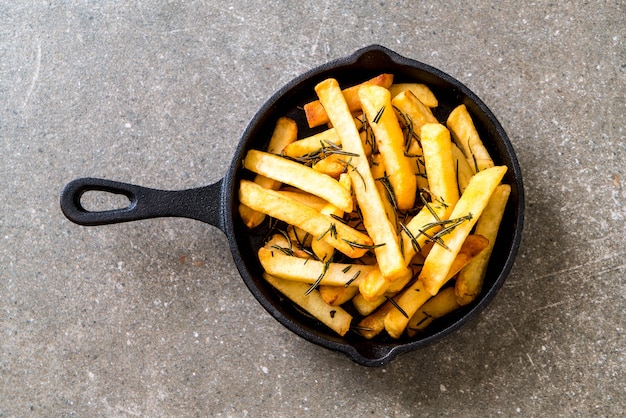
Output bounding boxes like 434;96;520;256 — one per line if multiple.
357;296;399;339
352;293;387;316
446;104;494;173
283;128;341;158
399;123;459;263
314;78;408;282
419;165;507;296
243;149;353;213
276;189;329;211
239;180;371;258
389;83;438;108
405;137;430;192
391;90;439;136
360;84;417;211
383;235;487;338
445;234;489;277
319;285;359;306
456;184;511;305
287;224;312;249
238;117;298;228
420;123;460;213
406;287;461;337
258;247;374;287
312;154;348;178
384;279;431;338
282;118;364;159
305;74;394;128
263;273;352;336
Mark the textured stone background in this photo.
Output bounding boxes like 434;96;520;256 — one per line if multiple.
1;1;624;416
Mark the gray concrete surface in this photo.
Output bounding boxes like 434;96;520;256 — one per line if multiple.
2;1;624;416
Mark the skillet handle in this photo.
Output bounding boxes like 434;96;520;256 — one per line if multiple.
60;177;225;229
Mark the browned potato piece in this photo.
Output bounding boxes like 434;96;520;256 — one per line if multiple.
304;74;394;128
238;117;298;228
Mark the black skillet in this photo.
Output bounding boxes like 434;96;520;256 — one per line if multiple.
60;45;524;367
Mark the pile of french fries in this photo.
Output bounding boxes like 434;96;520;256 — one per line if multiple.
238;74;511;339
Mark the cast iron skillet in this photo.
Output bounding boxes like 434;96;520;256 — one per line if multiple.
60;45;524;367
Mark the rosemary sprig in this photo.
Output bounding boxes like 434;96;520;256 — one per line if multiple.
428;214;473;242
393;105;417;152
400;222;422;253
330;213;349;225
270;245;295;257
417;213;474;249
455;159;462;197
468;137;479;173
362;113;377;155
386;295;408;318
410;312;434;329
317;222;337;241
305;257;332;296
344;270;361;287
375;174;398;213
292;139;359;167
340;157;366;191
372;105;386;124
342;239;386;250
420;191;441;222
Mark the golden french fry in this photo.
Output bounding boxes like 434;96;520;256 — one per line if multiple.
384;233;490;338
456;184;511;305
420;123;460;213
263;273;352;336
405;138;430;192
287;224;312;249
312;154;348;178
305;74;394;128
399;123;459;262
357;296;399;339
391;90;439;136
239;180;371;258
406;287;461;337
239;117;298;228
359;267;391;302
389;83;438;108
352;293;387;316
276;189;329;211
319;285;359;306
243;149;353;213
315;78;408;282
283;128;340;158
360;84;417;211
384;279;431;338
282;118;364;159
258;247;374;287
419;166;507;296
446;234;489;277
447;104;494;173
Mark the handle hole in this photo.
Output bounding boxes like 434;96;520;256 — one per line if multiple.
80;190;132;212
